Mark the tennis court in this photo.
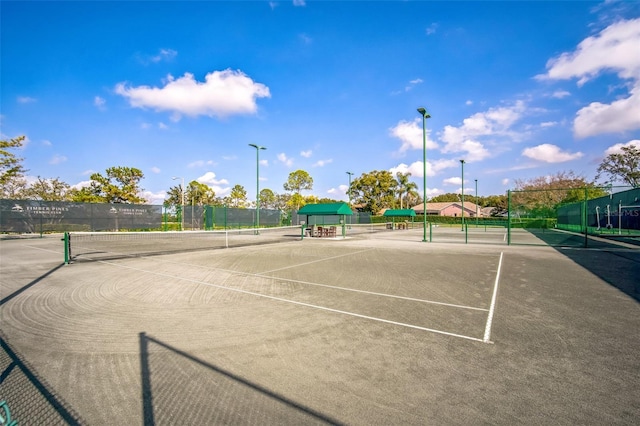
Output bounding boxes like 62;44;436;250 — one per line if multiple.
1;230;639;425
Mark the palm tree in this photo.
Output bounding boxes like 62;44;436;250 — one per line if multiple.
396;172;418;209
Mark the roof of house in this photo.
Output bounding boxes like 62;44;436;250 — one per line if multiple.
411;202;480;213
298;202;353;216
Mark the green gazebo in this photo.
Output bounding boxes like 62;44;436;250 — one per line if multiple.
382;209;416;229
298;202;353;238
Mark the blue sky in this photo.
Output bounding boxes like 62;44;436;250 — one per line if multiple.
2;0;640;205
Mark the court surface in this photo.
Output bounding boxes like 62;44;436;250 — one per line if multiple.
1;231;639;425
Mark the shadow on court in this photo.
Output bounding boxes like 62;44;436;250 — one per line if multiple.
523;230;640;302
0;333;84;425
138;332;343;426
0;262;65;306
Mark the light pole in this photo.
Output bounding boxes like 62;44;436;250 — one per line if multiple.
172;176;184;231
460;160;465;230
475;178;478;227
249;144;266;231
417;107;431;242
346;171;354;206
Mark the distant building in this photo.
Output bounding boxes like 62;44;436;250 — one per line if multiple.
411;202;481;218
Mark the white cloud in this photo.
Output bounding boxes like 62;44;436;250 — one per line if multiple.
465;100;473;106
72;180;92;190
522;143;584;163
443;177;462;186
573;84;640;138
313;159;333;167
158;122;168;130
425;23;438;35
538;18;640;138
197;171;230;196
538;18;640;85
137;48;177;65
277;153;293;167
389;118;438;154
49;154;67;165
151;167;161;174
551;90;571;99
440;101;526;161
300;150;312;158
152;48;177;63
141;190;166;205
115;69;271;119
94;96;106;109
188;160;215;168
502;178;510;186
389;158;457;179
392;79;424;95
42;140;52;147
293;0;306;6
540;121;558;128
299;33;312;44
17;96;36;104
603;139;640;155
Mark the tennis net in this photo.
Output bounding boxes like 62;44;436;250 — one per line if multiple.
66;226;301;262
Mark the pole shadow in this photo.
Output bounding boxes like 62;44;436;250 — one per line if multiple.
0;333;84;425
139;332;343;425
0;263;66;306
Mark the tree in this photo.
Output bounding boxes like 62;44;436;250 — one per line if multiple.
0;176;28;199
430;193;460;203
25;176;71;201
187;181;216;206
396;172;418;209
1;135;27;190
350;170;397;213
258;188;277;209
596;144;640;187
71;166;146;203
513;171;606;217
283;170;313;209
226;184;247;208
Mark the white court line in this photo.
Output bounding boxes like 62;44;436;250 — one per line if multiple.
141;247;488;312
98;260;486;343
253;273;489;312
483;251;504;343
261;248;376;274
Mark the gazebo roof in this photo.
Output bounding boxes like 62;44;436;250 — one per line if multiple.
382;209;416;217
298;202;353;216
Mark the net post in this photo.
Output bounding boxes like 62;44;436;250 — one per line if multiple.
62;232;70;264
429;221;432;242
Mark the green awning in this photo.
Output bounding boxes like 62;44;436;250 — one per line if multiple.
298;203;353;216
383;209;416;217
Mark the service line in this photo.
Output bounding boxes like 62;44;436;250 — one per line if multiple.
483;251;504;343
99;260;486;343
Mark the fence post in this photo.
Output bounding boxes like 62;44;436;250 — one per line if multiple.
465;223;468;244
507;190;512;245
583;187;588;248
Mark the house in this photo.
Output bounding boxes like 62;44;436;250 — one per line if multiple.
411;202;481;218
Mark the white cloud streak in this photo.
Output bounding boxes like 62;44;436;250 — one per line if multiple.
538;18;640;138
604;139;640;155
389;118;438;153
440;101;526;161
522;144;584;163
115;69;270;119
